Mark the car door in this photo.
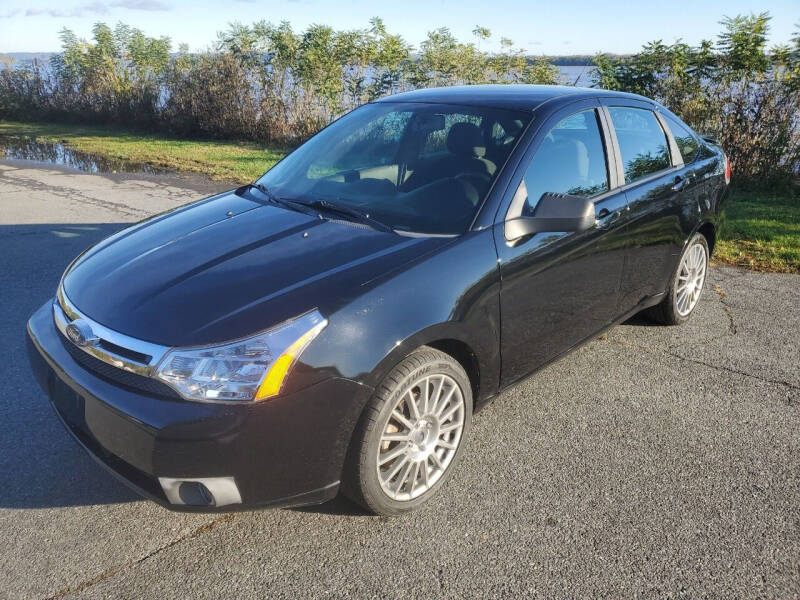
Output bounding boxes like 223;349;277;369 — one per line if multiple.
494;102;631;386
601;102;700;310
662;110;721;227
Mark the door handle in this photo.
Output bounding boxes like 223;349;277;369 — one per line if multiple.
595;207;622;229
672;175;689;192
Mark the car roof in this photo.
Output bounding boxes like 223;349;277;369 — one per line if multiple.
375;84;652;112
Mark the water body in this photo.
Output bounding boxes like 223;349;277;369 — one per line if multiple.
559;65;595;87
0;136;166;175
9;56;596;88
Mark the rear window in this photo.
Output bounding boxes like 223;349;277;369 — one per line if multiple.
608;107;671;184
664;114;700;164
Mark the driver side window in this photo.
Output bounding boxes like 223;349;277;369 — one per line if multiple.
519;109;609;215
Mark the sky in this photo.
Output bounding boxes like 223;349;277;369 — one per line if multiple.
0;0;797;55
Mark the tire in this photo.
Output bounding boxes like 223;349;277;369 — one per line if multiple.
342;346;473;516
646;233;709;325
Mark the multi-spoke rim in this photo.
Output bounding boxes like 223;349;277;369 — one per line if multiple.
376;373;466;502
676;242;707;316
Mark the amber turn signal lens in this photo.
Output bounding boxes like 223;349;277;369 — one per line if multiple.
255;319;327;400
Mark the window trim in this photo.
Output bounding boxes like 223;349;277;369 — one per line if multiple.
654;110;684;168
598;106;625;187
659;112;702;166
503;104;616;230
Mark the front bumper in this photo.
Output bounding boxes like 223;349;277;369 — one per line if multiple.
26;300;372;511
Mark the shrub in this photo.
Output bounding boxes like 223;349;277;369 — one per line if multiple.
593;13;800;186
0;19;559;145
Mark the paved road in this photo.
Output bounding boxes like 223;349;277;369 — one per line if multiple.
1;161;798;599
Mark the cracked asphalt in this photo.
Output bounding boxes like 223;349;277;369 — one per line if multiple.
1;161;798;599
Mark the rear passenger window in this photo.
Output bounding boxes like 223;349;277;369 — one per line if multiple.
608;107;671;183
519;109;609;215
664;114;700;164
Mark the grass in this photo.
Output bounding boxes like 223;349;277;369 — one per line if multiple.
0;120;289;183
715;189;800;273
1;120;798;273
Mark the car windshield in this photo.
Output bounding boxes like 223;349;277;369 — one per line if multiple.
256;102;532;235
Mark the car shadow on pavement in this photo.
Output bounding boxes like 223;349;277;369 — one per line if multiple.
291;494;372;517
0;223;142;508
621;313;661;327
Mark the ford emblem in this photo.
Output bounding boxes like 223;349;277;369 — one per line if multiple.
65;319;96;347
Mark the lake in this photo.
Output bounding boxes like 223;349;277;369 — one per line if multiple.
7;56;597;88
558;65;595;87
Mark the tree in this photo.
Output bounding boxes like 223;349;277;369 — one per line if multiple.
717;12;771;77
590;11;800;186
472;26;491;51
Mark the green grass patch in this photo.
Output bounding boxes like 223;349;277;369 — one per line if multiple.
0;120;289;183
715;189;800;273
2;120;798;273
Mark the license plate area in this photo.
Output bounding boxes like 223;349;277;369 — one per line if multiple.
50;375;86;431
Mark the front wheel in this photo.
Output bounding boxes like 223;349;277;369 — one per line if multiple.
646;233;709;325
342;347;472;516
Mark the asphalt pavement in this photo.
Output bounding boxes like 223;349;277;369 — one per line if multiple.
1;160;798;599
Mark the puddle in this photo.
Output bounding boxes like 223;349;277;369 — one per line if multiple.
0;135;166;175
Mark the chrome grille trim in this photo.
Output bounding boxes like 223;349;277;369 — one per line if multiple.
54;287;170;377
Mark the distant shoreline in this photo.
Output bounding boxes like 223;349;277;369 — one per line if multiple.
1;52;611;66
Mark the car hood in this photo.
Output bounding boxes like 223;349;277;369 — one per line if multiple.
63;189;447;346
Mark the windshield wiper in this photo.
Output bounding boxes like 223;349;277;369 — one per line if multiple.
248;183;314;215
305;199;395;233
249;184;394;233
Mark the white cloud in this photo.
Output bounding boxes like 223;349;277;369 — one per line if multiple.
24;2;109;17
7;0;171;18
110;0;171;10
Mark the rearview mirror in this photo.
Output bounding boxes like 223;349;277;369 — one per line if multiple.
410;113;446;134
505;192;596;241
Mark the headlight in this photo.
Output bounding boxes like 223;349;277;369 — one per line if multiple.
155;310;327;403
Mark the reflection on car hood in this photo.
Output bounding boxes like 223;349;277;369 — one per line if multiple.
63;189;447;346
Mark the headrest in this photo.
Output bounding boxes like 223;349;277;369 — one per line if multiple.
447;122;486;158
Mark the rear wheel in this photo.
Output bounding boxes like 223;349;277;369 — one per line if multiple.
342;347;472;516
646;233;709;325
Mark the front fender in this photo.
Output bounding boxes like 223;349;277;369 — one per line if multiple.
295;229;502;405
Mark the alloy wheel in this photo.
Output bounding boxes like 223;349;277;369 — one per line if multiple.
676;242;707;316
376;373;466;501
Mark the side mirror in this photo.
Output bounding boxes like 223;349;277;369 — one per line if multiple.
505;192;596;241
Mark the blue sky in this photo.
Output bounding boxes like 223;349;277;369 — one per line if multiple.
0;0;797;54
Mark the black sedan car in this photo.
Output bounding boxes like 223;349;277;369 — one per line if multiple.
27;85;729;515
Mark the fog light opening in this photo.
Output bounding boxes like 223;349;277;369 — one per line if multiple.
178;481;214;506
158;476;242;507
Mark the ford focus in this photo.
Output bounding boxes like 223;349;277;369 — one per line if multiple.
27;85;729;515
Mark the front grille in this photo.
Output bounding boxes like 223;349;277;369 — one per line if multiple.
97;338;151;364
58;328;180;399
